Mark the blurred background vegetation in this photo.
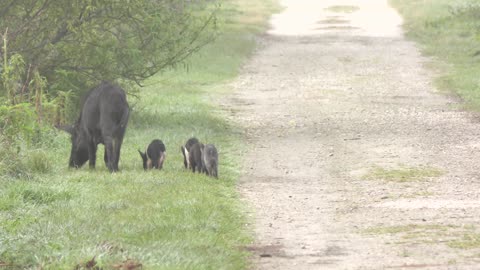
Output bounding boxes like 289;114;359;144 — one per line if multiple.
390;0;480;110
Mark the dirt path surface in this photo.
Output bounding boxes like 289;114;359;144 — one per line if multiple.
222;0;480;269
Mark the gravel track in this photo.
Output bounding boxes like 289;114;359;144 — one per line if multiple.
222;0;480;269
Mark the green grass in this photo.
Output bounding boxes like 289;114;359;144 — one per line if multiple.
364;224;455;235
364;224;480;249
0;0;279;269
362;165;443;182
400;191;434;198
390;0;480;110
319;18;350;25
448;233;480;249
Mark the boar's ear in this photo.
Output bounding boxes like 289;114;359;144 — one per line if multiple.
55;124;74;135
138;150;148;170
181;146;189;156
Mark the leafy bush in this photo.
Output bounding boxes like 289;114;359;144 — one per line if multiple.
0;103;37;143
0;0;218;98
0;104;56;179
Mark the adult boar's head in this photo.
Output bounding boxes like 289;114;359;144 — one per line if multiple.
58;124;89;168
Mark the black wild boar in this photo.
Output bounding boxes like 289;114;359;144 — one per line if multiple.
188;142;204;173
181;137;199;169
60;81;129;172
138;139;166;170
202;144;218;178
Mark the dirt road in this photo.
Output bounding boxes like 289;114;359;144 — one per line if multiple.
223;0;480;269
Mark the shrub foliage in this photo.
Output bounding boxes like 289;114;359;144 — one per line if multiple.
0;0;217;123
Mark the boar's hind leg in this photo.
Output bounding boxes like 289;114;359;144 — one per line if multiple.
104;147;108;167
112;128;126;171
104;136;116;172
88;140;97;169
113;136;123;171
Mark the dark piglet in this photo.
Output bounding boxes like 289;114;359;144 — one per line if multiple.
138;139;166;170
59;81;129;172
188;142;204;173
181;137;199;169
202;144;218;178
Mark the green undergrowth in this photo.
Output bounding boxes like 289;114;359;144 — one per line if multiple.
390;0;480;110
0;0;279;269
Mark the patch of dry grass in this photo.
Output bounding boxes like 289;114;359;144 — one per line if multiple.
324;5;360;13
363;166;443;182
364;224;480;249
